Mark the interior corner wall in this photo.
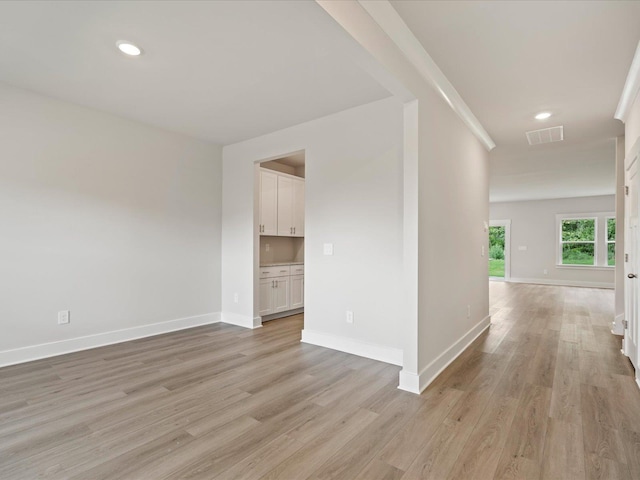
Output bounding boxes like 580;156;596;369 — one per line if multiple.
221;97;404;358
625;89;640;155
490;195;615;288
0;83;223;363
314;0;491;392
615;136;626;327
416;87;490;387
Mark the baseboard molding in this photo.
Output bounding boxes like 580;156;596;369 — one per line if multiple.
221;312;262;329
300;329;403;366
262;308;304;322
612;313;625;336
509;277;614;289
398;315;491;394
0;312;221;368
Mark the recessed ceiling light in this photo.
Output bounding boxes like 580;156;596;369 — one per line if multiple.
116;41;142;56
535;112;552;120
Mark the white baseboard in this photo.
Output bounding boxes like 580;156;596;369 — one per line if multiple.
300;329;403;366
612;313;625;335
509;277;614;289
398;315;491;394
221;312;262;329
0;312;221;368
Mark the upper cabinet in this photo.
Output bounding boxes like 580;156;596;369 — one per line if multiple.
259;168;304;237
259;170;278;236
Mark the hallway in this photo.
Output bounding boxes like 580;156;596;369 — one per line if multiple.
0;285;639;479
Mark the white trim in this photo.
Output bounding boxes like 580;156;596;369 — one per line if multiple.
509;277;614;289
356;0;495;151
0;312;221;368
398;315;491;394
556;265;614;271
615;40;640;123
612;313;625;336
221;312;262;329
301;329;403;366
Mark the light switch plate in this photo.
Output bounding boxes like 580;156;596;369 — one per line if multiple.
518;246;528;251
323;243;334;256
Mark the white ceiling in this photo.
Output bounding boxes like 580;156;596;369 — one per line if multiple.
391;0;640;202
0;0;390;145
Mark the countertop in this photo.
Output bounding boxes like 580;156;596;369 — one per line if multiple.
259;262;304;267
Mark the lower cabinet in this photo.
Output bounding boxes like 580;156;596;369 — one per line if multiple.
290;275;304;309
259;265;303;317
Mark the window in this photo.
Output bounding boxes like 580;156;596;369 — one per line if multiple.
560;218;596;265
607;218;616;266
556;212;615;268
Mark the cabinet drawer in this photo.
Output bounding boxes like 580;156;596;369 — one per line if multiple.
260;266;291;279
290;264;304;275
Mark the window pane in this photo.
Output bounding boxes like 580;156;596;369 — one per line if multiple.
608;218;616;241
608;242;615;266
562;243;594;265
562;219;595;241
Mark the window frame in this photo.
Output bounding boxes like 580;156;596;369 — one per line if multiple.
556;212;614;269
606;216;616;266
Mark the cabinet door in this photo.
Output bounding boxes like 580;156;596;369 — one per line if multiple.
259;170;278;236
259;278;275;316
292;179;305;237
273;276;290;313
277;176;293;236
290;274;304;309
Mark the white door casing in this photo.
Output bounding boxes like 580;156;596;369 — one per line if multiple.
624;139;640;376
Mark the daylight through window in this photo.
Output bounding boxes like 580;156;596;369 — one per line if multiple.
561;218;596;265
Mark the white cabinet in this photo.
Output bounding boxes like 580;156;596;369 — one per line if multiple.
259;264;303;317
290;274;304;309
273;276;290;313
292;179;304;237
259;266;292;316
258;278;275;316
259;168;304;237
277;176;294;236
259;170;278;236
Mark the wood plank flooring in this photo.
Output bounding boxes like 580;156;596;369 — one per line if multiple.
1;282;639;479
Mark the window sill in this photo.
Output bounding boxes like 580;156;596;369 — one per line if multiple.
556;264;615;271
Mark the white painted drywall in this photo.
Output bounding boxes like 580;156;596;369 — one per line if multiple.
615;136;626;329
0;83;223;353
222;97;404;352
316;0;491;392
490;195;615;288
626;90;640;155
416;84;490;380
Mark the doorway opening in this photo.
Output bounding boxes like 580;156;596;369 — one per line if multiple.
489;220;511;281
255;151;305;326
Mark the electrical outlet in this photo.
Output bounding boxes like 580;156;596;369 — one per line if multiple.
481;245;485;257
233;293;239;303
543;269;548;275
265;244;270;252
323;243;334;256
346;311;354;324
466;305;471;318
58;310;70;325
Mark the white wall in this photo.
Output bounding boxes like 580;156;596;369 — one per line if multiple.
222;97;404;359
315;0;490;392
614;136;626;330
0;83;223;363
490;195;615;288
417;85;490;385
626;89;640;155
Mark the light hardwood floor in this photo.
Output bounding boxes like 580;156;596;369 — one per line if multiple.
1;282;639;479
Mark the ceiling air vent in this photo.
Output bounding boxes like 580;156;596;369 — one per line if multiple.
525;125;564;145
